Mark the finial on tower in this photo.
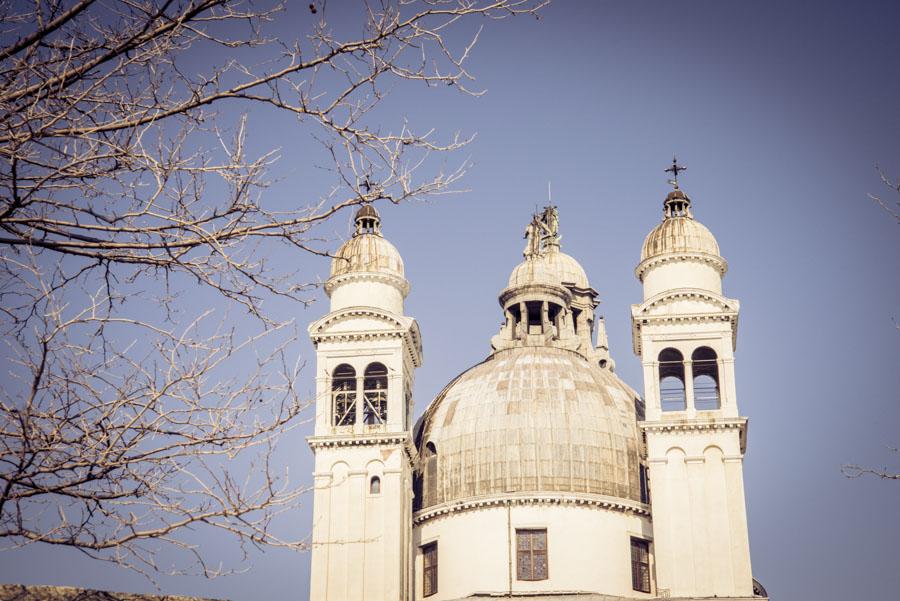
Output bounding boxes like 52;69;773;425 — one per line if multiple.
662;157;693;219
664;155;687;189
354;203;381;236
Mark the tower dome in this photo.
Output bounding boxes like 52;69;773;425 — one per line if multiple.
636;183;727;298
325;205;408;313
329;205;404;279
640;189;721;262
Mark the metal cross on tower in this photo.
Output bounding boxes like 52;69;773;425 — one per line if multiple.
665;155;687;187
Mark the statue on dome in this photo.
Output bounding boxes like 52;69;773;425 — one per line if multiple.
538;205;560;249
523;214;542;259
523;205;561;258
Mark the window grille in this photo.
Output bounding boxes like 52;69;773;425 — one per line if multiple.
516;529;548;581
631;538;651;593
363;362;388;424
422;542;438;597
331;364;356;426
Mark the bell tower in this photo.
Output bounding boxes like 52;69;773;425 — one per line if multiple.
631;170;755;598
307;206;422;601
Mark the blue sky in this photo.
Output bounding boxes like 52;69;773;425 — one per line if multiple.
2;2;899;600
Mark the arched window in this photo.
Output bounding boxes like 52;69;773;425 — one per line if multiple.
369;475;381;495
423;442;438;506
332;364;356;426
692;347;720;410
658;348;686;411
363;362;388;424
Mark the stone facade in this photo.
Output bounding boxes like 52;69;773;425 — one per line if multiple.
307;190;765;600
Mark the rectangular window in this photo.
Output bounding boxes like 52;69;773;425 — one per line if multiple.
516;529;548;581
630;538;651;593
422;542;438;597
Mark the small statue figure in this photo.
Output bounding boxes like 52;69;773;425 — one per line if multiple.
523;214;542;258
538;205;560;248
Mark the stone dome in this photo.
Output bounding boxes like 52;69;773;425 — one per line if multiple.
508;249;590;289
415;346;643;510
640;215;720;262
330;233;404;279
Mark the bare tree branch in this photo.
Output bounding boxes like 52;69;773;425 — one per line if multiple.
0;0;547;578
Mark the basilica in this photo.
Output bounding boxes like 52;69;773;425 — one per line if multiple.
305;177;765;600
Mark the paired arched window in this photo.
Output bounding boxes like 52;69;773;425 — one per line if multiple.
331;362;390;426
423;442;438;507
332;364;356;426
691;347;720;410
363;362;388;424
658;348;686;411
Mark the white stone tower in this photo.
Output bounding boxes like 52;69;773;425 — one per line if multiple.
307;205;422;601
631;174;754;598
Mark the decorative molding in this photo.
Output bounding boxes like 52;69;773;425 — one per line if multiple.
308;307;422;367
635;251;728;281
641;417;748;454
307;433;417;462
413;491;651;526
324;271;409;296
640;417;746;434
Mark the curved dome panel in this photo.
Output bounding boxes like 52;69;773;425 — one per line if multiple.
330;234;404;279
508;250;590;289
416;346;643;509
640;216;720;262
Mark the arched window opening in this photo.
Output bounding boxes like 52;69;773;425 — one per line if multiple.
424;442;438;506
363;362;388;424
525;301;542;332
369;475;381;495
658;348;686;411
692;347;720;410
332;364;356;426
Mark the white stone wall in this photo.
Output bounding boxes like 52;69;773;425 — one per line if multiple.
310;444;413;601
412;503;653;601
644;428;753;598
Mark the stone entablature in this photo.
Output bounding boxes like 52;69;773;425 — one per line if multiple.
413;491;651;526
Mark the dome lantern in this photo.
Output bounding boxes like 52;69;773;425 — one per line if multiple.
354;203;381;235
491;206;613;369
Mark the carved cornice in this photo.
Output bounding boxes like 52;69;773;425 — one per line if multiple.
640;417;748;453
324;271;409;296
630;289;740;354
635;251;728;281
413;491;650;526
308;308;422;367
307;432;417;462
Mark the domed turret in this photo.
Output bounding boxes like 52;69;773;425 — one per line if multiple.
636;184;727;299
325;205;409;313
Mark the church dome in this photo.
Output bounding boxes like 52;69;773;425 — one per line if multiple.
640;187;721;263
329;205;404;279
640;214;720;262
415;346;643;510
330;234;404;278
508;248;590;289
